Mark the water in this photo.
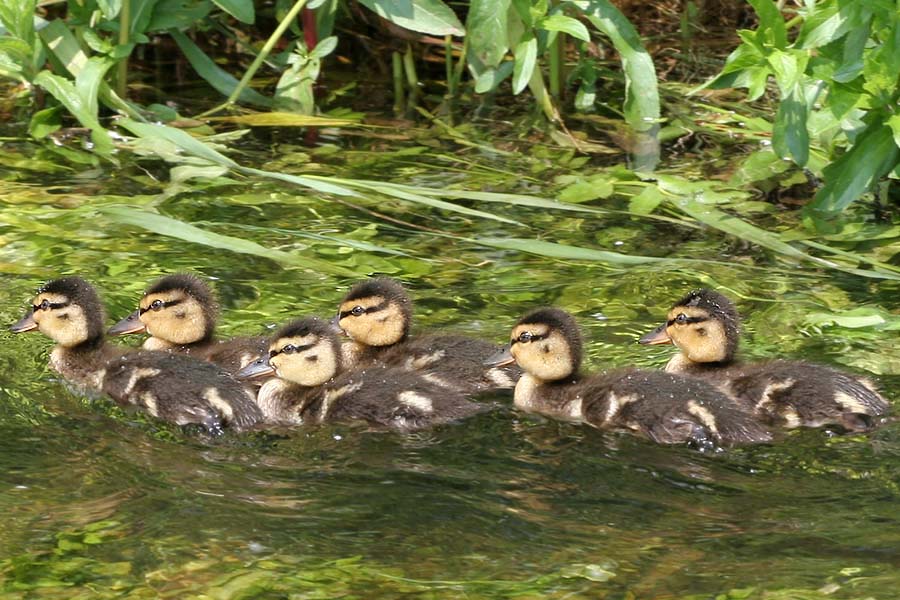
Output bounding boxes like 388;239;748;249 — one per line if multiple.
1;127;899;599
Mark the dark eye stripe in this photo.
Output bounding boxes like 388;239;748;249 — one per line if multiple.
139;299;183;315
510;332;547;346
338;300;388;320
269;342;315;358
667;316;707;326
34;301;69;311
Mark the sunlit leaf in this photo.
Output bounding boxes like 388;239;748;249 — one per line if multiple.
99;206;358;276
357;0;464;36
208;112;361;127
475;237;666;264
512;36;537;95
212;0;254;24
539;14;590;41
467;0;510;67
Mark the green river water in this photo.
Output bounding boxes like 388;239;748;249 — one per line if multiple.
1;122;899;599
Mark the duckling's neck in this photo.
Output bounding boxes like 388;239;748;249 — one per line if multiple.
143;336;214;354
50;339;120;392
665;352;735;374
340;340;384;369
256;379;322;425
514;374;584;422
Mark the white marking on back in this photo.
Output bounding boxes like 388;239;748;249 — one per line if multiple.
398;391;434;413
604;393;638;424
780;407;801;428
203;387;235;421
319;381;364;421
486;368;515;388
407;350;445;370
687;400;718;434
421;372;456;390
142;392;159;417
122;367;161;395
834;391;869;415
755;379;795;414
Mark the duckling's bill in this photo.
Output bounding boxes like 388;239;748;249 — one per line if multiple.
638;323;672;345
236;356;275;380
108;310;147;335
10;310;37;333
484;346;515;367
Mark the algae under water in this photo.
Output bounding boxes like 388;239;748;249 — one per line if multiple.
1;125;899;599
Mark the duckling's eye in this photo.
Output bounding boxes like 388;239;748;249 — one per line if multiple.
39;299;50;311
281;344;298;355
674;313;688;325
351;305;365;316
150;299;164;311
518;331;534;343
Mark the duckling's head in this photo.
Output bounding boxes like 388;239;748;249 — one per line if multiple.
337;277;411;347
109;274;216;345
639;289;740;363
237;317;341;387
506;308;582;382
10;277;105;348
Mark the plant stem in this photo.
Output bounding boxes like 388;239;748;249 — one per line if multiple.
392;51;404;113
116;0;130;98
198;0;309;116
548;32;561;99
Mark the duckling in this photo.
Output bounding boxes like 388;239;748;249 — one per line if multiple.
236;316;488;430
108;273;268;374
638;289;890;432
489;308;772;448
10;277;263;433
336;277;519;393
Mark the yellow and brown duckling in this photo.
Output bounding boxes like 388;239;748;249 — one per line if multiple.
639;289;890;432
236;316;488;430
336;277;519;393
490;307;772;448
11;277;263;433
108;274;268;374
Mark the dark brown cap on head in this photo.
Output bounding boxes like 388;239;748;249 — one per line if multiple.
516;307;584;369
340;277;413;339
145;273;218;338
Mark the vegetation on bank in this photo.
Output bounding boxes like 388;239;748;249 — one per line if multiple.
1;0;899;279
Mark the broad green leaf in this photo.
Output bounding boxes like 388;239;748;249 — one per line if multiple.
357;0;464;36
118;118;239;168
99;206;358;276
96;0;123;19
809;122;900;214
747;0;786;49
169;29;271;107
467;0;511;68
310;36;338;60
39;19;88;76
241;168;358;196
146;0;212;32
33;70;115;157
512;36;537;94
473;61;514;93
628;185;664;215
574;0;660;133
772;90;809;167
539;14;590;41
76;56;115;119
805;307;900;330
475;237;666;264
0;0;36;43
212;0;254;23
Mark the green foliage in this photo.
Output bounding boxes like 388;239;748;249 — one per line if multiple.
701;0;900;220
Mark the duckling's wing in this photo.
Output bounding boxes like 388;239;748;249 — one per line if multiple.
102;352;263;432
731;361;889;431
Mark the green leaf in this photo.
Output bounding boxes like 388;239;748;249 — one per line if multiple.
99;206;359;276
539;14;590;41
747;0;786;49
33;69;115;157
473;61;514;93
212;0;254;23
119;118;239;167
805;307;900;330
575;0;660;134
146;0;212;32
475;237;666;264
96;0;123;19
772;89;809;167
512;36;537;94
0;0;36;44
357;0;464;36
809;122;900;214
39;19;89;76
28;105;62;139
169;29;271;107
467;0;511;68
